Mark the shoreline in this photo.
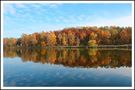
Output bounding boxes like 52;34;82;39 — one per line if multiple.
4;44;131;49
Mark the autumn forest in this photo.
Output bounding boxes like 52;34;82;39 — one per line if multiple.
3;26;132;47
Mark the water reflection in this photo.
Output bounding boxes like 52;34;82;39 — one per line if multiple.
4;47;131;68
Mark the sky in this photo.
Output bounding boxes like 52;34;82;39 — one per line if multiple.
3;3;132;38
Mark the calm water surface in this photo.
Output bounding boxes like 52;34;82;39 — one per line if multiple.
4;48;132;87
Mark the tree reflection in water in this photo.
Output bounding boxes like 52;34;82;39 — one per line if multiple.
4;47;131;68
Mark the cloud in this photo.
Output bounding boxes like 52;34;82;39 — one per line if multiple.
29;3;62;9
14;3;26;8
81;15;132;27
111;15;132;26
3;3;62;22
44;3;62;8
4;4;16;15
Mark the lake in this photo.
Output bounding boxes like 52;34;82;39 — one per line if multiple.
3;47;132;87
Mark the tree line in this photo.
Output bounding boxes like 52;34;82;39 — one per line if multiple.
3;26;132;47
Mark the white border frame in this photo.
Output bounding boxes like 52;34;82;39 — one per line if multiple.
1;1;134;89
